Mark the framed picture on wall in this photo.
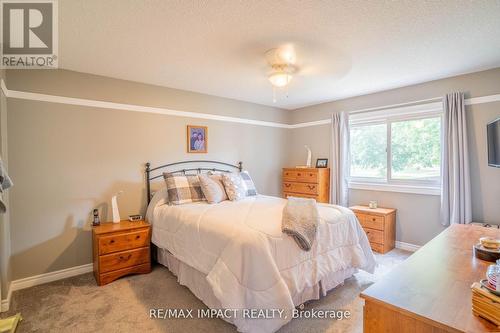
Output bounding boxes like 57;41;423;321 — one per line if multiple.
187;125;208;153
316;158;328;168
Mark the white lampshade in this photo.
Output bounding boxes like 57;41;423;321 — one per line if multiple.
268;71;292;88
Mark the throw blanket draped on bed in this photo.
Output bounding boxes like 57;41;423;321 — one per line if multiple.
282;196;319;251
149;195;376;333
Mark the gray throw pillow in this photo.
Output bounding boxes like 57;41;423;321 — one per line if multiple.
198;174;228;204
163;173;206;205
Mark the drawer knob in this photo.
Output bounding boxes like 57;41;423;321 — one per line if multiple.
372;218;376;221
119;254;132;261
297;173;301;176
307;185;315;190
109;239;115;244
285;183;291;188
135;235;141;240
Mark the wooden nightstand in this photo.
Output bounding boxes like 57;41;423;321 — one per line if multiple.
350;205;396;254
92;220;151;286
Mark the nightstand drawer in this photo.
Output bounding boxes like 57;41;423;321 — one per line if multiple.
99;263;151;285
98;229;149;255
99;247;150;273
283;182;318;195
364;228;384;244
359;214;385;231
369;242;384;253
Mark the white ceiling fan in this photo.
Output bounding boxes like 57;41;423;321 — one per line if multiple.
265;45;298;102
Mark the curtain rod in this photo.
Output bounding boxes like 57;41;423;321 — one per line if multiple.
348;96;442;115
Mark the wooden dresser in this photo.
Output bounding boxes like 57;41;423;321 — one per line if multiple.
282;168;330;203
92;220;151;286
361;224;500;332
350;205;396;254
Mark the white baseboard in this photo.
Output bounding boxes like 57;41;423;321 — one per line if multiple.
395;241;421;252
1;263;93;312
11;263;93;291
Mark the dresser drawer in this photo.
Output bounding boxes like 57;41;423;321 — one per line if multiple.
283;182;318;195
99;247;150;273
369;242;384;253
283;170;318;183
364;227;384;244
98;229;149;255
358;214;385;231
283;192;318;200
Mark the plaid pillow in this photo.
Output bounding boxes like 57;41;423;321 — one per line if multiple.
240;171;258;196
163;173;206;205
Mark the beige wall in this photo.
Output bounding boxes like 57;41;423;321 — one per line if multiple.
288;68;500;245
5;69;288;280
3;67;500;282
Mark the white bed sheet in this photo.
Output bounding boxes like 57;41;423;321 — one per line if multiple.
149;195;375;333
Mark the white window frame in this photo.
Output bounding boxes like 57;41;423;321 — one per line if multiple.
348;102;443;196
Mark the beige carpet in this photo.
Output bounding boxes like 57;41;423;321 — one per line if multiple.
2;249;410;333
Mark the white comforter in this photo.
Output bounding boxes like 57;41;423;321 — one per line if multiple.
149;195;375;333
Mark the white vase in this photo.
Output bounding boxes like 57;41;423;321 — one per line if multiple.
111;192;123;223
305;145;312;168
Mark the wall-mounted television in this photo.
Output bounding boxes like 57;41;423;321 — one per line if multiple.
487;117;500;168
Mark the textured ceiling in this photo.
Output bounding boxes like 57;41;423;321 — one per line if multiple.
60;0;500;109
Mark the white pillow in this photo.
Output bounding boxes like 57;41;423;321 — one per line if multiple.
240;170;258;196
145;187;168;223
221;173;247;201
199;174;228;204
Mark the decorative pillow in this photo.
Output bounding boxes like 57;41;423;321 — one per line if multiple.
198;174;228;204
145;187;169;222
240;170;258;196
221;173;247;201
163;173;205;205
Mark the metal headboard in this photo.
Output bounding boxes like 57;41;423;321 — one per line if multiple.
145;160;242;204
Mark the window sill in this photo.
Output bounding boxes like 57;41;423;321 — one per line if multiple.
348;181;441;196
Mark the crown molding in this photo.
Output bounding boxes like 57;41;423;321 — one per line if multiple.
0;80;290;129
2;80;499;129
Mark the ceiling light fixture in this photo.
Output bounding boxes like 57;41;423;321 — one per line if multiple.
268;65;292;88
265;46;297;103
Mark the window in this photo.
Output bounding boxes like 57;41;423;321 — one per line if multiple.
349;106;442;195
391;117;441;182
350;123;387;179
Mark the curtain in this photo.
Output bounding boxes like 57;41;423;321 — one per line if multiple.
440;92;471;226
330;112;349;206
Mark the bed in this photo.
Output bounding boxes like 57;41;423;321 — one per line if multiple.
144;161;376;333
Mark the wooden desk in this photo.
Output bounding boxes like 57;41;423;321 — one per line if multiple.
361;224;500;333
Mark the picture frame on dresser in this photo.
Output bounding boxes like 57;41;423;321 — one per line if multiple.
315;158;328;168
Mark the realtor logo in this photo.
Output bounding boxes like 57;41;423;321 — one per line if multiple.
1;0;58;68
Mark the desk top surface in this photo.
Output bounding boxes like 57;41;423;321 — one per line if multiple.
361;224;500;332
